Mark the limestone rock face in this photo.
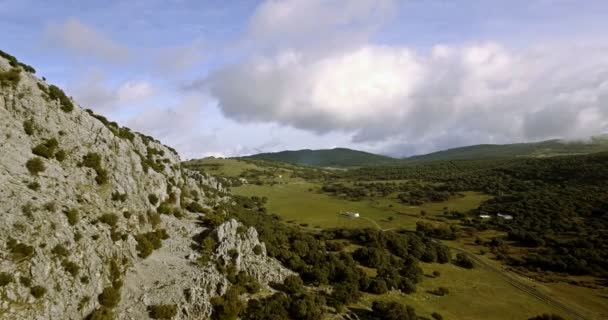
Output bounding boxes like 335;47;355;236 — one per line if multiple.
0;56;290;319
214;219;293;284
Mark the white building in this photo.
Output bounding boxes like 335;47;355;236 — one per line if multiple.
479;214;491;219
344;212;360;218
497;213;513;220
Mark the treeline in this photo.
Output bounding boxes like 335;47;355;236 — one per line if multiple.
321;181;459;203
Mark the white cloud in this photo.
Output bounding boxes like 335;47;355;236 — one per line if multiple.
45;18;129;62
247;0;395;50
71;71;156;112
203;41;608;155
154;40;205;74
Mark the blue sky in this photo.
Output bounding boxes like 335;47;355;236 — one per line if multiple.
1;0;607;159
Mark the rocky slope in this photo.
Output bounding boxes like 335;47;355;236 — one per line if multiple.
0;54;291;319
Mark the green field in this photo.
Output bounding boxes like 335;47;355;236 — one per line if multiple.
355;261;562;320
234;180;490;230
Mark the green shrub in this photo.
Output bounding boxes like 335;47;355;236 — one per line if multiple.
62;260;80;277
135;229;169;258
48;84;74;112
27;181;40;191
55;149;67;162
111;191;127;202
211;286;244;320
99;213;119;227
0;67;21;87
0;272;13;286
98;286;121;308
26;157;45;175
87;307;115;320
32;138;59;159
147;210;161;227
453;253;474;269
7;238;34;261
30;285;47;299
432;312;444;320
51;244;69;258
252;245;263;255
19;276;32;287
65;208;79;225
23;119;35;135
185;201;205;213
118;127;135;141
148;304;178;319
81;153;108;185
148;194;159;205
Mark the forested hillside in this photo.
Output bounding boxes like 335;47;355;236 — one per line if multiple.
242;148;400;167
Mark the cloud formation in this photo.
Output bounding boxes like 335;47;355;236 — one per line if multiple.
72;71;155;112
45;18;129;62
203;41;608;155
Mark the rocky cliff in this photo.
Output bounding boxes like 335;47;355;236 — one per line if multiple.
0;53;291;319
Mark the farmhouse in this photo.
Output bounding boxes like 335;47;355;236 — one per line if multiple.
344;212;360;218
479;214;491;219
497;213;514;220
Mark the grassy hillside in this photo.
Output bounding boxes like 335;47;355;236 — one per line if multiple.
404;136;608;162
242;147;400;167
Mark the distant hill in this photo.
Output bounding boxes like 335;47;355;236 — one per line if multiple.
403;136;608;162
242;148;400;167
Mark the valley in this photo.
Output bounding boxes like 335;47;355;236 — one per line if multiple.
184;155;608;320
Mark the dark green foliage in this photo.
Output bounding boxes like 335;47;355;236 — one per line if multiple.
528;314;565;320
48;84;74;112
30;285;47;298
27;181;40;191
432;312;444;320
0;272;13;286
111;191;127;202
371;300;417;320
453;253;474;269
51;244;69;258
23;119;35;135
211;286;245;320
98;286;120;308
99;213;119;227
7;238;34;261
55;149;67;162
147;210;161;227
0;49;35;73
87;307;115;320
252;244;263;255
19;276;32;287
26;157;45;175
234;272;261;294
148;304;178;319
148;194;159;205
81;152;108;185
0;67;21;87
62;260;80;277
135;229;169;258
185;201;205;213
118;127;135;141
65;208;79;225
429;286;449;296
32;138;59;159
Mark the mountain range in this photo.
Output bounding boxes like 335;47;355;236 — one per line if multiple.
242;136;608;167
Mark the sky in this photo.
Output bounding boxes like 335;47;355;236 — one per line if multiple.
1;0;607;159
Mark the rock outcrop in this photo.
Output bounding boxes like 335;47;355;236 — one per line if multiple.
0;54;290;319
